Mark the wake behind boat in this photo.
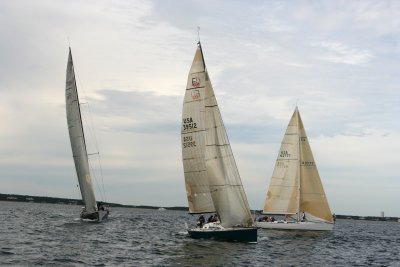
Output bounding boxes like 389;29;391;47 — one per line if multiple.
181;41;257;243
256;107;333;231
66;48;109;222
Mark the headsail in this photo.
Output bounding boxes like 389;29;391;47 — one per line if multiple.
66;48;97;214
182;43;253;227
298;110;333;222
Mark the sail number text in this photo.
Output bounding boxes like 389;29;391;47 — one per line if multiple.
276;161;288;168
182;117;197;131
280;150;291;158
183;135;196;148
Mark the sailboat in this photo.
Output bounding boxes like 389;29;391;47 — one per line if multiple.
65;48;109;222
256;107;333;230
181;42;257;242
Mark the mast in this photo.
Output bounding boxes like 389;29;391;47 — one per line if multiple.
296;106;301;222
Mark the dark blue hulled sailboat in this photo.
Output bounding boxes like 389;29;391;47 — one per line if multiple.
181;42;257;243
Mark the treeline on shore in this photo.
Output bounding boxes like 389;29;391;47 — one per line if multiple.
0;193;188;211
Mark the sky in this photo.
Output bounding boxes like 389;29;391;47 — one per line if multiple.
0;0;399;217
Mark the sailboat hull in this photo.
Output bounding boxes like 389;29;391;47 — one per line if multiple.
256;221;333;231
80;209;109;222
188;227;257;243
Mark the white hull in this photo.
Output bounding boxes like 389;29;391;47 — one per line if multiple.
256;221;333;231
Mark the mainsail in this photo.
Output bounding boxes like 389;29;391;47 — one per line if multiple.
66;48;97;214
263;110;299;215
262;107;332;223
181;43;253;228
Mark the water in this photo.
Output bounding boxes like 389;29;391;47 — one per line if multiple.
1;201;399;266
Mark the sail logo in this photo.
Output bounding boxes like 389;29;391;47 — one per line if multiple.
192;77;201;87
191;90;200;100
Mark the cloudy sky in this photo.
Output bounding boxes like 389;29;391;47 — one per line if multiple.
1;0;399;217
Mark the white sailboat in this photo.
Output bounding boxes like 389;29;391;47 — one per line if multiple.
65;48;109;222
257;107;333;231
181;42;257;242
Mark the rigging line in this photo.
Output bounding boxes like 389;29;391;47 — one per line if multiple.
77;87;106;202
86;140;106;203
96;151;107;202
88;157;104;202
85;101;107;202
75;73;107;203
86;148;106;203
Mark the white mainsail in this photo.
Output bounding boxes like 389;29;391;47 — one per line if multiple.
181;43;253;228
66;48;97;214
262;107;332;223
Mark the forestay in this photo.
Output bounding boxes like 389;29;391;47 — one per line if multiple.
66;48;97;214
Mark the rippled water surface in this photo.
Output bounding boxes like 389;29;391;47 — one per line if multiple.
0;201;399;266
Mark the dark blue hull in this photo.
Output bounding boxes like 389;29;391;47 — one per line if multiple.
188;227;257;243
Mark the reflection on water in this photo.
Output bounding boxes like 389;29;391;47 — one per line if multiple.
0;201;399;266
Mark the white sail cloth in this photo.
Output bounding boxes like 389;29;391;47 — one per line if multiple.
182;44;253;228
66;49;97;214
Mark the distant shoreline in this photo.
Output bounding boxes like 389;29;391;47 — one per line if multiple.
0;193;188;211
1;193;399;222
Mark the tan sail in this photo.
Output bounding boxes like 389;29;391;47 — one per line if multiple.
181;46;215;214
181;43;253;227
298;111;333;222
204;71;253;228
263;107;332;223
263;110;299;215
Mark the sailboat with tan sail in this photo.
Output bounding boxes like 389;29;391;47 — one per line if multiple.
181;41;257;242
65;48;109;222
256;107;333;231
